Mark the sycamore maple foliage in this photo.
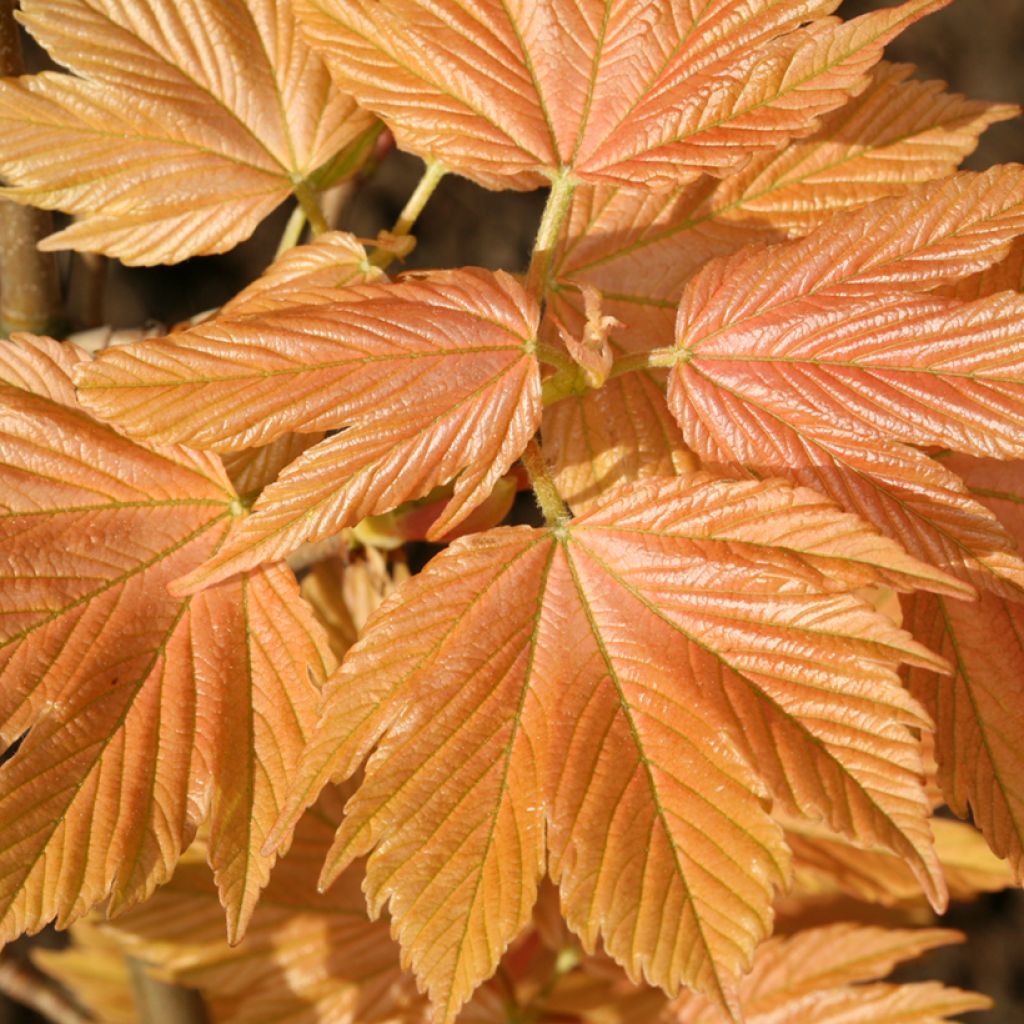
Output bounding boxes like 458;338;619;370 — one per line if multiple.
1;0;1024;1021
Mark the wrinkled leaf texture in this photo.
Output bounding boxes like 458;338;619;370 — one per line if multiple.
76;269;542;589
0;0;373;263
293;0;950;190
904;455;1024;879
268;474;963;1022
0;335;331;944
662;168;1024;594
542;62;1016;507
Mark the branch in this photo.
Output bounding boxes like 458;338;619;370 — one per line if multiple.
0;0;62;336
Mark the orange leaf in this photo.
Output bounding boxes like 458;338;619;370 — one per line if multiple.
711;61;1018;235
270;475;955;1022
75;268;542;586
667;924;988;1023
540;65;1005;508
99;790;424;1024
0;0;373;264
947;236;1024;301
221;230;383;316
294;0;947;190
904;455;1024;879
663;169;1024;591
781;814;1013;906
0;336;331;943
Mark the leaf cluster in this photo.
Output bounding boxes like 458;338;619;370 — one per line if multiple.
1;1;1023;1021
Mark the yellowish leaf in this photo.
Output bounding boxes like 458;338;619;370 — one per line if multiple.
270;475;958;1021
0;0;373;264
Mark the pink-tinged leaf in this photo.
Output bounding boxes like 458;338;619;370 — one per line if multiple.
269;475;951;1021
0;0;373;264
905;455;1024;879
75;269;542;583
711;62;1018;235
294;0;947;190
541;80;1008;508
221;230;383;316
664;171;1024;591
0;338;330;943
947;236;1024;301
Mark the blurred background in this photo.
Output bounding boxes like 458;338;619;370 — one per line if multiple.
4;0;1024;1020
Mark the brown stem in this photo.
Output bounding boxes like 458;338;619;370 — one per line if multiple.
0;954;90;1024
0;0;62;336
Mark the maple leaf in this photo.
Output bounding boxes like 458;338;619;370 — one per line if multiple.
541;63;1009;507
709;62;1019;235
657;168;1024;592
75;268;541;588
664;924;989;1024
94;789;425;1024
267;475;962;1022
903;455;1024;879
221;229;384;316
293;0;949;190
0;334;331;943
0;0;374;264
780;813;1014;907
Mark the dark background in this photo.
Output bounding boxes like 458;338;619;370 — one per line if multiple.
5;0;1024;1020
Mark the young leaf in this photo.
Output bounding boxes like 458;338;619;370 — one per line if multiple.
75;268;542;585
904;456;1024;879
294;0;948;190
271;475;956;1022
0;0;373;264
710;62;1019;235
662;169;1024;590
98;789;424;1024
540;71;1009;507
220;230;383;316
0;336;330;943
781;814;1014;906
666;924;989;1024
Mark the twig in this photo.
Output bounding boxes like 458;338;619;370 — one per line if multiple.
0;0;62;336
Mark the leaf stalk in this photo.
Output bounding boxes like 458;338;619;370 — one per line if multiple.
290;175;329;236
527;171;576;300
521;438;570;526
275;204;309;258
370;157;447;270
